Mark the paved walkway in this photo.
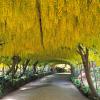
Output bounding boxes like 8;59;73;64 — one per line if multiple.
2;73;89;100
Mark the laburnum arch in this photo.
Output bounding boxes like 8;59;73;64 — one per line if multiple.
0;0;100;98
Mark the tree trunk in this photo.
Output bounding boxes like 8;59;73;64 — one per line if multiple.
71;66;75;76
32;61;38;74
6;55;21;76
91;61;98;89
19;59;30;77
77;44;98;97
13;64;19;75
80;64;84;84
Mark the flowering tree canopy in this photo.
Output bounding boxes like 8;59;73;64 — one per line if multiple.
0;0;100;62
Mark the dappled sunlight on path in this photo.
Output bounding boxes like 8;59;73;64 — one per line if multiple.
2;73;88;100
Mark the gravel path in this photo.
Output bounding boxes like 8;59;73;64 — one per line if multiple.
2;73;89;100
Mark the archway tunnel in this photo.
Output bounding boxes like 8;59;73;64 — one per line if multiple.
0;0;100;99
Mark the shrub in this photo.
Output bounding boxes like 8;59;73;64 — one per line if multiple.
0;85;4;97
70;76;75;82
81;85;90;94
74;79;81;87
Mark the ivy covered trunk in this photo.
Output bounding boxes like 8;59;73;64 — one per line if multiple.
77;44;98;98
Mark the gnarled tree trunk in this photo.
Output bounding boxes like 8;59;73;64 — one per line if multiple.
6;55;21;76
77;44;98;97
